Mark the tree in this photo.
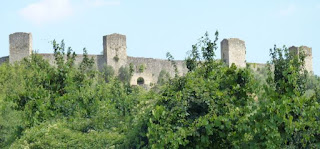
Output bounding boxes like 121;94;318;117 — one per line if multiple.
267;45;307;96
157;70;170;85
102;64;115;83
186;31;219;72
79;48;95;73
146;32;257;148
0;40;132;148
166;52;179;77
248;45;320;148
118;66;132;83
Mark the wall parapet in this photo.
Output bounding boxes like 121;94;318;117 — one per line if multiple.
3;32;314;86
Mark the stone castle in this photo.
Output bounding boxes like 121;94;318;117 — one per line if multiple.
0;32;313;86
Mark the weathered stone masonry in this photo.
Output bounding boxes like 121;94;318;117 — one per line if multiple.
221;38;246;68
104;34;127;75
0;32;313;86
9;32;32;63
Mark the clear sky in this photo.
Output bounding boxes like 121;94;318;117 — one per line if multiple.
1;0;319;75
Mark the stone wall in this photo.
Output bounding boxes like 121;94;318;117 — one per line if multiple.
4;32;314;86
39;53;105;70
130;72;154;86
127;56;188;85
9;32;32;63
36;54;188;86
221;38;246;68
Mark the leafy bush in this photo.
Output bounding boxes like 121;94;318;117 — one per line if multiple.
146;31;258;148
113;55;119;62
0;33;319;148
118;66;132;83
0;40;143;148
11;120;123;149
139;64;146;73
247;46;320;148
102;64;115;83
157;70;170;85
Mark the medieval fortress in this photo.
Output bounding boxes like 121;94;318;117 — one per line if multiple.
0;32;313;86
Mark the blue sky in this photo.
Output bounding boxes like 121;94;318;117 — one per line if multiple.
1;0;319;75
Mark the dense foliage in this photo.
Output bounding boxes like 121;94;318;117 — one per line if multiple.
0;33;319;148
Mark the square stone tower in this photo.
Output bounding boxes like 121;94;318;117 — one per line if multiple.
221;38;246;68
103;33;127;74
289;46;313;73
9;32;32;63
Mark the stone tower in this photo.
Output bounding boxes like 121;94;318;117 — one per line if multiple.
221;38;246;68
9;32;32;63
103;33;127;74
289;46;313;73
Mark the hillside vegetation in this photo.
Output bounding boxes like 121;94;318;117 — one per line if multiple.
0;33;319;148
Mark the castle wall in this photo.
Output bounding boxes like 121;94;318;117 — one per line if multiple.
246;62;268;72
38;54;105;70
0;56;9;65
127;56;188;85
9;32;32;63
4;32;314;86
221;38;246;68
130;72;154;86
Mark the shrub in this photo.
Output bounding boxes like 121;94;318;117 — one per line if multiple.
139;64;145;73
102;64;115;83
157;70;170;85
114;55;119;62
118;66;132;83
